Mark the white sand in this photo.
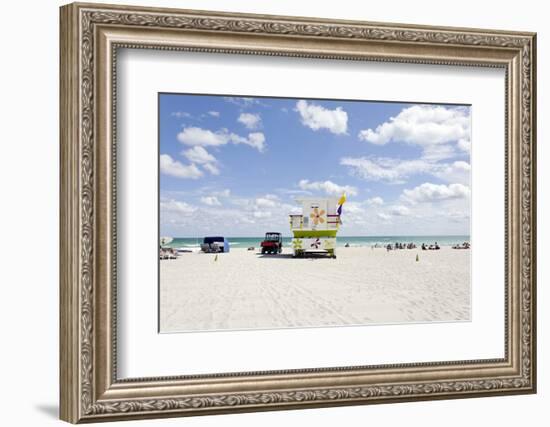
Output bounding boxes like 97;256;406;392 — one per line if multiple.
160;247;470;332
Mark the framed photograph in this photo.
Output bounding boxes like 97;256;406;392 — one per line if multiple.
60;2;537;423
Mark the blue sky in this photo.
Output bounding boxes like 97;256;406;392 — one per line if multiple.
159;93;471;237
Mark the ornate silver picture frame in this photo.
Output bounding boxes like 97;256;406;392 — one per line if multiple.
60;2;536;423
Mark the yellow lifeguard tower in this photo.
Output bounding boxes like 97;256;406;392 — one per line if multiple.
289;196;344;258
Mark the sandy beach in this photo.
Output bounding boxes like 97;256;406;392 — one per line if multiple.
160;246;470;332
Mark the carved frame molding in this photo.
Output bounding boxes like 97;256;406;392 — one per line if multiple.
60;2;536;423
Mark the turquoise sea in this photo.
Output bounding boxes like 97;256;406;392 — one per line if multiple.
164;235;470;250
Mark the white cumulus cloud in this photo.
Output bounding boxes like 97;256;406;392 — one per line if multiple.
177;127;229;147
253;210;272;219
171;111;192;119
298;179;358;196
366;196;384;206
182;146;217;164
160;199;197;215
358;105;470;160
231;132;266;152
388;205;411;216
432;161;471;185
160;154;202;179
295;100;348;135
208;111;220;117
255;197;278;208
177;126;266;152
182;146;220;175
223;97;261;108
341;156;471;186
402;183;471;204
202;163;220;175
200;196;222;206
457;138;471;152
238;113;262;129
212;189;231;197
340;157;432;184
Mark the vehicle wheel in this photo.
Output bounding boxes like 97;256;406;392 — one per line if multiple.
261;248;266;254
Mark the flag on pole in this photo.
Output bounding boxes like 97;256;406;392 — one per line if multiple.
337;192;346;215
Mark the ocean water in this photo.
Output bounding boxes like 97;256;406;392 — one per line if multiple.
164;235;470;250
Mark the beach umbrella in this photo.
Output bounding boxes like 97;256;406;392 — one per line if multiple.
160;236;173;246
